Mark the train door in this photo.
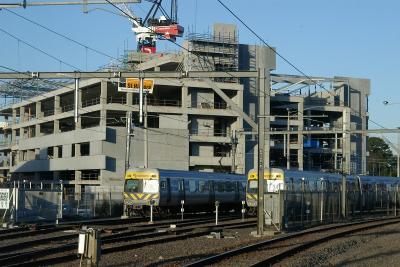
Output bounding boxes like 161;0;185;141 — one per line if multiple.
166;178;171;204
234;181;240;202
209;180;215;205
178;178;186;205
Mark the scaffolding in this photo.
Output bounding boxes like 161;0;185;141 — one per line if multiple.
0;79;67;107
186;29;239;82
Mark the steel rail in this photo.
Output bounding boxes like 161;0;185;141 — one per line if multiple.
185;216;400;267
0;215;241;253
0;216;252;266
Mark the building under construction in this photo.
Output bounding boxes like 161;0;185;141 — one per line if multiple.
0;24;370;195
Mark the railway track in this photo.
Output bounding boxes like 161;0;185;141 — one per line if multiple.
185;216;400;267
0;212;237;240
0;215;254;266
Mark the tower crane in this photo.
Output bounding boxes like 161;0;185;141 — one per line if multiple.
1;0;184;54
118;0;183;53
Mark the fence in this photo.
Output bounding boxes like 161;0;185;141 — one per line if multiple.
265;188;400;231
63;186;123;219
1;182;124;224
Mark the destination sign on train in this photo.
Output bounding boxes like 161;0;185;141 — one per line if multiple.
118;78;154;93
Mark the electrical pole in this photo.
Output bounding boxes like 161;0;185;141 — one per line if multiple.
257;68;266;236
397;129;400;177
286;108;290;170
341;108;350;219
144;92;148;168
125;111;132;172
231;130;237;174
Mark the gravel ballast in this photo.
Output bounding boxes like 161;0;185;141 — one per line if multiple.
281;222;400;267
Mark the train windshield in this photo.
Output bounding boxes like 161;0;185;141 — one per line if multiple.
248;180;258;193
248;180;277;193
143;180;159;193
125;179;159;193
125;179;143;193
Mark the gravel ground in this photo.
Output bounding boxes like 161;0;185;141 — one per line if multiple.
281;222;400;267
59;226;270;267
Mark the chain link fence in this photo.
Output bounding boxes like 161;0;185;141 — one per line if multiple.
1;182;124;224
268;188;400;231
62;186;123;219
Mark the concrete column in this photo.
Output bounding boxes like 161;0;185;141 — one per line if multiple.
54;120;59;133
36;101;42;119
35;124;42;137
100;81;108;105
76;88;82;129
19;107;25;123
54;146;59;159
100;81;108;127
12;108;17;124
181;86;188;109
12;129;16;145
127;92;133;106
75;143;81;157
297;100;304;171
75;118;82;129
35;148;40;160
54;95;61;115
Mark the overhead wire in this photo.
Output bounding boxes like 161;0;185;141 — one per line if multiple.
215;0;390;131
3;9;120;62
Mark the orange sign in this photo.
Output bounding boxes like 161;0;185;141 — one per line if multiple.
118;78;154;93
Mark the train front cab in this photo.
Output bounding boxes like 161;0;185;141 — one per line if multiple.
246;168;285;213
123;168;160;216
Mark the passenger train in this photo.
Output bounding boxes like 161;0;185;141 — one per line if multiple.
246;168;400;228
123;168;247;216
123;167;400;226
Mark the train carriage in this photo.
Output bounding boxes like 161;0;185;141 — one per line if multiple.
123;168;247;216
246;168;400;228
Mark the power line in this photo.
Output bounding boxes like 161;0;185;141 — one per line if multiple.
3;8;120;62
215;0;389;131
0;26;81;71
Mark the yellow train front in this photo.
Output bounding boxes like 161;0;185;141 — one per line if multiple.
246;168;285;212
123;168;160;216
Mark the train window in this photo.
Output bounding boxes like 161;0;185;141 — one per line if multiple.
248;180;257;189
160;181;167;191
199;181;206;192
143;180;159;193
189;180;197;193
179;180;184;192
226;182;233;192
125;179;142;193
216;182;225;192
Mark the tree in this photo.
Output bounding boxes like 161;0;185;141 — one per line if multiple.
367;137;396;176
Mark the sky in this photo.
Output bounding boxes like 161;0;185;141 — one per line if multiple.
0;0;399;133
